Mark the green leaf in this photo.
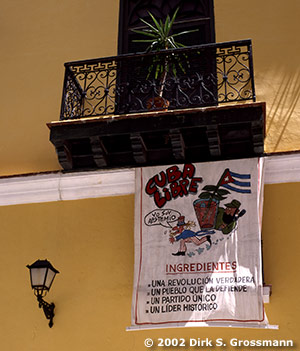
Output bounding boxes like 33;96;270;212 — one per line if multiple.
148;12;164;36
198;192;212;199
155;64;161;79
177;61;185;75
214;194;227;201
138;17;159;34
172;29;199;38
217;189;230;195
203;185;217;191
167;37;177;49
168;7;179;33
164;14;170;36
132;39;160;43
131;29;158;38
146;40;159;52
159;19;164;36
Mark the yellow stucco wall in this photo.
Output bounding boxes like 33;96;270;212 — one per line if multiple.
0;0;299;176
0;183;299;350
0;0;119;176
215;0;300;153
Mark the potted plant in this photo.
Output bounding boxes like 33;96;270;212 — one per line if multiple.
193;169;234;230
193;184;231;230
131;8;198;110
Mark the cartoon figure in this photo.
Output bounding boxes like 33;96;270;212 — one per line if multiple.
169;216;212;256
215;199;246;234
193;168;250;234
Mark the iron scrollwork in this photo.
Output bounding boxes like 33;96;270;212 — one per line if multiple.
60;40;255;120
216;45;254;102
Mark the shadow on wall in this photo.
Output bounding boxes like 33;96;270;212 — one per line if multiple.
264;67;300;152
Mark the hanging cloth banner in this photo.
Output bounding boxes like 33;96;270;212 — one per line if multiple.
129;157;273;330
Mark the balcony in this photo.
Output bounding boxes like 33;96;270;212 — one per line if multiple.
48;39;265;170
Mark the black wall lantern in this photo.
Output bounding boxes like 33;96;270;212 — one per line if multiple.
27;259;59;328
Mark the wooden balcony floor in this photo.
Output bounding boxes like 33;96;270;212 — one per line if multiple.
48;102;265;171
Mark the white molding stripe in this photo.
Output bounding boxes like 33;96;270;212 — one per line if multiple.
0;169;135;206
0;154;300;206
264;154;300;184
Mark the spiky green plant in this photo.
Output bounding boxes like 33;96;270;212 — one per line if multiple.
131;8;198;97
198;185;230;202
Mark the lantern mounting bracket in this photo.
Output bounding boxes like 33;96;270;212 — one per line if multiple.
37;295;55;328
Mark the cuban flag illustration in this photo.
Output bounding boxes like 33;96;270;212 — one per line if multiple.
218;168;251;194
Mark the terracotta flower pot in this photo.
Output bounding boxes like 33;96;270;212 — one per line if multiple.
193;198;219;230
146;96;170;111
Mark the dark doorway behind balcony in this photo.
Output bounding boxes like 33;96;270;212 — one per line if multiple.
118;0;215;55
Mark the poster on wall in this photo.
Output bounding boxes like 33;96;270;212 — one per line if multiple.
129;157;271;329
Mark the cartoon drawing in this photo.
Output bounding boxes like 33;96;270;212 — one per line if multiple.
215;199;246;234
193;168;250;231
168;168;250;257
169;216;213;256
143;166;252;257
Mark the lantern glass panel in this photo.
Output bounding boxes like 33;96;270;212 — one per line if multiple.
45;269;56;290
30;267;47;288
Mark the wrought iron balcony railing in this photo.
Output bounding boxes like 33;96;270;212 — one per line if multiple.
60;39;255;120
